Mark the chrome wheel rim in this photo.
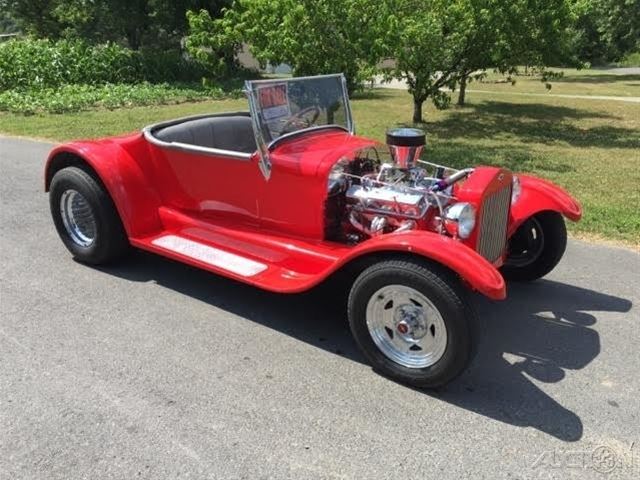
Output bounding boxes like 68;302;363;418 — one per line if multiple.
60;189;96;247
366;285;447;369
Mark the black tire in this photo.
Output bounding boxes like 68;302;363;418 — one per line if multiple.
348;259;474;389
49;166;129;264
501;211;567;282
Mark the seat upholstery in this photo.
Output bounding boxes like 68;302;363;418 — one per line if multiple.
154;115;257;154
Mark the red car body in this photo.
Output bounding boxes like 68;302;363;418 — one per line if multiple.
44;124;581;301
44;74;586;387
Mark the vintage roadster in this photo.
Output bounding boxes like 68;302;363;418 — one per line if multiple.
45;74;581;388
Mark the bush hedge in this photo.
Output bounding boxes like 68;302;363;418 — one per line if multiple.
0;83;238;115
0;38;207;90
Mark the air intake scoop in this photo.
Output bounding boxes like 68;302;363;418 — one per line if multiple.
386;128;426;169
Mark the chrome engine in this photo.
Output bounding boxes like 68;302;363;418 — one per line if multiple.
324;127;514;264
326;128;474;241
344;166;436;237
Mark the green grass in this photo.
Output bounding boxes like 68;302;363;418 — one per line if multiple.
472;67;640;97
1;70;638;246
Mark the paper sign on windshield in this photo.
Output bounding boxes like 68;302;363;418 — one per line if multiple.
258;84;290;121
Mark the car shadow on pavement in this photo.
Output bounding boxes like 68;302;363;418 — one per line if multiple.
96;250;632;443
433;281;631;442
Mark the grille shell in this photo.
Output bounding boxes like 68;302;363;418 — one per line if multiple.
476;178;512;262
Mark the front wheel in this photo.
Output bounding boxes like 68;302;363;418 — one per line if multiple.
50;166;129;264
501;211;567;282
348;259;474;389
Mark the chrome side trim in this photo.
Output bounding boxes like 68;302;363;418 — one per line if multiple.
142;111;255;160
168;142;253;159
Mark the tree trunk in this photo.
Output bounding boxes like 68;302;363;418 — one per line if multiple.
457;74;467;106
125;27;142;50
412;98;424;123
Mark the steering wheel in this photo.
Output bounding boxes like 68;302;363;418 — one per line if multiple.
281;106;321;133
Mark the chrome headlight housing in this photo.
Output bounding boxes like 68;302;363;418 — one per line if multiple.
327;158;349;194
511;175;521;204
444;202;476;239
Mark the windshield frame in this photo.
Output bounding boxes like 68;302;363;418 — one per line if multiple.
244;73;354;179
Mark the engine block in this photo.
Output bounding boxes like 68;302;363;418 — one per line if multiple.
346;184;428;219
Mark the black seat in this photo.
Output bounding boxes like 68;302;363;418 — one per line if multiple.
154;115;257;154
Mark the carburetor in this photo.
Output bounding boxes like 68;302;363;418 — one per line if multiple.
345;128;433;237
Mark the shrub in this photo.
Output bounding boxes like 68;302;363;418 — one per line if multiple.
0;38;207;90
617;51;640;67
0;83;233;114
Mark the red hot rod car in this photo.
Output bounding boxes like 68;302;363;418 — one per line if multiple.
45;74;581;388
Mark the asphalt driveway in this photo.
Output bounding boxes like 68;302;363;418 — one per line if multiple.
1;136;638;479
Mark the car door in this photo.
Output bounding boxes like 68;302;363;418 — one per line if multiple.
147;144;264;227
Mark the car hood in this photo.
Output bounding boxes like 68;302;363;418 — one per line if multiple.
269;129;379;177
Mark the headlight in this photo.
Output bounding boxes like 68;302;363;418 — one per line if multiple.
327;158;349;193
511;175;521;204
444;202;476;239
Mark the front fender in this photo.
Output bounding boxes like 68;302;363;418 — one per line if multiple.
509;175;582;235
336;231;506;300
45;135;162;238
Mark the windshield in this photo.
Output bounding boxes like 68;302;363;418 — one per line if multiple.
245;74;353;146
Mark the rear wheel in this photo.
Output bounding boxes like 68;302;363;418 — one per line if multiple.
501;211;567;281
348;259;474;388
50;166;129;264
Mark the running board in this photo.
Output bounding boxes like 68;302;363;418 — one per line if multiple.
131;232;332;293
151;234;267;277
131;208;351;293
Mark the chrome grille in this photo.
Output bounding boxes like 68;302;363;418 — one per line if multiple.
477;183;511;262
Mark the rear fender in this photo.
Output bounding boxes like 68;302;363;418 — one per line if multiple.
510;175;582;235
44;136;162;238
338;231;506;300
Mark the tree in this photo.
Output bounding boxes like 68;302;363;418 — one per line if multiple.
600;0;640;59
196;0;389;92
6;0;61;38
0;1;18;35
451;1;508;106
385;0;577;120
5;0;231;49
572;0;640;64
385;0;475;122
185;8;240;76
470;0;578;104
